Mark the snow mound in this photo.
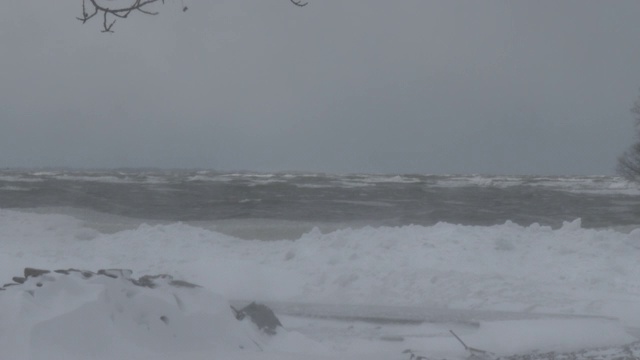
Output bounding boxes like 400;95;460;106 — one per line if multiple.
0;268;281;360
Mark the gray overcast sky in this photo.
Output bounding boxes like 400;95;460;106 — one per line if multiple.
1;0;640;175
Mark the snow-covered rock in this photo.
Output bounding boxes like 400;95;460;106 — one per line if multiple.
0;268;281;360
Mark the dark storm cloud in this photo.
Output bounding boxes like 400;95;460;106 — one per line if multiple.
1;0;639;174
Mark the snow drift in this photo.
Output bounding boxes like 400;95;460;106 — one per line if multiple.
0;268;279;360
1;209;640;359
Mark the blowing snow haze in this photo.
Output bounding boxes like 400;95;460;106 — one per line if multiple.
1;0;640;175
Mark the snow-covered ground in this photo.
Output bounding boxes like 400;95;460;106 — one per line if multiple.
1;208;639;359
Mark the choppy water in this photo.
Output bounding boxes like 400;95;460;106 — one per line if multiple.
1;170;640;238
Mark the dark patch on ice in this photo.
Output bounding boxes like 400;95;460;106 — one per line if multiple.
97;269;132;279
160;315;169;324
132;274;200;289
169;280;200;288
55;269;95;278
380;335;404;342
232;302;282;335
173;294;185;311
24;268;50;278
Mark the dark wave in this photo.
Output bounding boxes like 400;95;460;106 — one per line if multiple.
1;170;640;228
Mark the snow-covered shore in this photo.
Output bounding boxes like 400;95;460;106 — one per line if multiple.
1;208;639;359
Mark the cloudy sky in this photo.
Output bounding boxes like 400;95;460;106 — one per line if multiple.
1;0;640;175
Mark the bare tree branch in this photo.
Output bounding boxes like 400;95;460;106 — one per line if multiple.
78;0;166;33
617;91;640;183
102;10;115;33
76;0;98;23
617;143;640;182
633;94;640;128
79;0;309;33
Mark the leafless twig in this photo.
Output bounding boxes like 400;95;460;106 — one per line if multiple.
79;0;309;33
617;91;640;183
77;0;166;33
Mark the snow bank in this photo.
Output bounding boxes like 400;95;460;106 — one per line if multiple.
2;209;640;328
274;219;640;315
0;269;275;360
1;208;640;359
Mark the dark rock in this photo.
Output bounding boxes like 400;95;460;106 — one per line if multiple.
97;270;118;279
97;269;133;279
24;268;50;278
234;302;282;335
134;274;172;288
4;267;201;296
132;274;200;289
6;268;203;290
54;269;94;278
